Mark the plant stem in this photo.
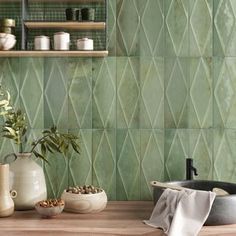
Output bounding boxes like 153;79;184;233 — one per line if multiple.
29;133;51;153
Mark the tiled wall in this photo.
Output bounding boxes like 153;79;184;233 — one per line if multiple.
0;0;236;200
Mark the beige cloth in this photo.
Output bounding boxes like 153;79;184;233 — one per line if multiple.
144;188;216;236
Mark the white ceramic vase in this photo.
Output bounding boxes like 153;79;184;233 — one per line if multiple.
9;153;47;210
0;163;17;217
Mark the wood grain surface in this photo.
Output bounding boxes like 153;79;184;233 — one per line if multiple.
0;201;235;236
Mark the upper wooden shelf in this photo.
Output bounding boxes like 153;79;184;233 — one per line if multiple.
24;21;106;30
0;50;108;57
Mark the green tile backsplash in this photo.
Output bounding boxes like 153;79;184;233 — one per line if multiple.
2;0;236;200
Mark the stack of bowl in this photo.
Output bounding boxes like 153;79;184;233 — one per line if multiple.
0;19;16;50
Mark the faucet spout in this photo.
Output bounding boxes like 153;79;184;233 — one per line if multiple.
186;158;198;180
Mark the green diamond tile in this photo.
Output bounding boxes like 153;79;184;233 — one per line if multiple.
141;129;164;200
117;0;140;56
68;58;92;129
165;58;188;128
214;0;236;56
189;0;212;56
68;129;92;187
189;58;212;128
44;58;68;129
165;0;189;56
93;129;116;200
189;129;213;180
107;0;116;55
117;57;140;128
44;144;68;199
140;0;164;56
165;129;189;181
20;58;44;129
214;58;236;128
140;57;164;129
213;129;236;182
92;58;116;129
117;129;140;200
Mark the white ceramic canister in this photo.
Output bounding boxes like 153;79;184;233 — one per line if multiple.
77;38;93;50
54;32;70;50
34;35;50;50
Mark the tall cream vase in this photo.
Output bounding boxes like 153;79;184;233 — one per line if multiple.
0;163;17;217
9;153;47;210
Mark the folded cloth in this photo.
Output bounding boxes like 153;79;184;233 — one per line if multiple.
144;188;216;236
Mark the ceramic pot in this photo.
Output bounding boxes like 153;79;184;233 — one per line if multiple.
0;163;17;217
9;153;47;210
81;8;95;21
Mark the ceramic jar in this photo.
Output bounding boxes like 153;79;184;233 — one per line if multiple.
9;153;47;210
34;35;50;50
0;163;16;217
54;32;70;50
77;38;93;50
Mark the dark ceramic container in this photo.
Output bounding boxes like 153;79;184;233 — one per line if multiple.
81;8;95;21
153;180;236;226
65;8;80;21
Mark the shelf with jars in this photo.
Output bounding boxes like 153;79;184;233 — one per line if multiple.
0;0;108;57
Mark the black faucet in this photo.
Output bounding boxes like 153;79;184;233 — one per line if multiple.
186;158;198;180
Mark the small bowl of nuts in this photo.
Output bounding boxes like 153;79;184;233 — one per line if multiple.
35;199;65;218
61;185;107;214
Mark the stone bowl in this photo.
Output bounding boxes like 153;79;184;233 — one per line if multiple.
61;189;107;214
153;180;236;226
0;33;16;50
35;199;64;218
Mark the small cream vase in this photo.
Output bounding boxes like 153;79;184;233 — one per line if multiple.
9;153;47;210
0;163;16;217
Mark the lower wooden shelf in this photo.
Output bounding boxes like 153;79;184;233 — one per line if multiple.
0;50;108;57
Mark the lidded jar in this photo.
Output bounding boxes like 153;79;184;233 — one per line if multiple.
53;32;70;50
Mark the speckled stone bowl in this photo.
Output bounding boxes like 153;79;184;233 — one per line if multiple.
61;189;107;214
153;180;236;226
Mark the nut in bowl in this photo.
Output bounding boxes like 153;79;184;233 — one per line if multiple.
61;185;107;214
35;199;64;218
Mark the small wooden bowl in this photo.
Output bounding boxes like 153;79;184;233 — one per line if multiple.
35;199;64;218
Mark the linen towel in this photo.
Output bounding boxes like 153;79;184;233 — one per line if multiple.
144;188;216;236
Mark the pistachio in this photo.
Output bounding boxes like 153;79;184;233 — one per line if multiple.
66;185;103;194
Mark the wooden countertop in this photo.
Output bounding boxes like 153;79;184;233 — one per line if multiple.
0;201;236;236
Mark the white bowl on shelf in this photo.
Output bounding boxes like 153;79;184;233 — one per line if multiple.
0;33;16;50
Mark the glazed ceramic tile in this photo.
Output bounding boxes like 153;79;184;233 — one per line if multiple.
68;129;92;188
92;57;116;129
140;57;164;129
107;0;116;55
189;0;212;56
140;0;164;56
189;58;212;128
214;0;236;56
213;129;236;182
20;58;44;129
189;129;213;180
117;57;140;128
164;0;189;56
44;58;68;129
214;58;236;128
68;58;92;129
165;58;189;128
117;129;140;200
116;0;140;56
165;129;189;181
141;129;164;200
92;129;116;200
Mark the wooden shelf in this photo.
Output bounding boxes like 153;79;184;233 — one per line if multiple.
0;50;108;57
24;21;106;30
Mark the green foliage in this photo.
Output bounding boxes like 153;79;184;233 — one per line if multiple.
0;86;80;161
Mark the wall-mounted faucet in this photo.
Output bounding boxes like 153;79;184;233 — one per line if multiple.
186;158;198;180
